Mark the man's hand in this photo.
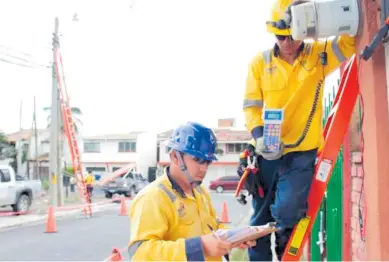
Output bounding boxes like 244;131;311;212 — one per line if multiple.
201;233;233;257
234;240;257;249
255;137;284;161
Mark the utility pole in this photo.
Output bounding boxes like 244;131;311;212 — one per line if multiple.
33;96;40;180
57;85;64;206
49;17;59;207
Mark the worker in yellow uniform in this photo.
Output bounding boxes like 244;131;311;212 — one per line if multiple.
242;0;356;260
128;122;256;261
84;171;95;202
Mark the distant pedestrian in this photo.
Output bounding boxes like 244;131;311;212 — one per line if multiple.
70;176;76;192
84;171;95;201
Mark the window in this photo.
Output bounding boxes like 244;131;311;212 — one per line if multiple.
118;142;136;152
84;142;100;153
0;169;11;182
226;143;247;153
86;167;106;172
15;175;24;181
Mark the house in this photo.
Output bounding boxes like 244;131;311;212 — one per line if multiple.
81;132;143;173
157;118;252;189
6;129;51;179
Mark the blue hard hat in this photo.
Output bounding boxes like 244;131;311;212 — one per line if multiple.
167;122;218;161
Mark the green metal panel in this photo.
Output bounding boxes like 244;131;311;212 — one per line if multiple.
326;148;343;261
325;87;343;261
311;88;343;261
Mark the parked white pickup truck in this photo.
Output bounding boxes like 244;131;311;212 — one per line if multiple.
0;165;42;213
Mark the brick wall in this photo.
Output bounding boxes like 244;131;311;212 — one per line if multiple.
350;152;366;261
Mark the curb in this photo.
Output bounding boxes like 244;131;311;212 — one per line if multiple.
0;202;120;230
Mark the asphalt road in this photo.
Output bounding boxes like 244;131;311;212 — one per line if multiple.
0;192;252;261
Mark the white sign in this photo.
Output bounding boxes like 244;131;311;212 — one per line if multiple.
315;159;332;182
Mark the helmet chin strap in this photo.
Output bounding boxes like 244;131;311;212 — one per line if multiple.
175;151;202;188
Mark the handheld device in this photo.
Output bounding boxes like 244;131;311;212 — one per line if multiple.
214;223;278;245
262;108;283;153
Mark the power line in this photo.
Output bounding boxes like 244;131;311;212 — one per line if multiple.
0;56;45;69
0;47;50;69
0;56;50;69
0;44;34;58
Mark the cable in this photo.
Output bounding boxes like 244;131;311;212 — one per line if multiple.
0;50;50;69
284;38;327;149
357;56;366;242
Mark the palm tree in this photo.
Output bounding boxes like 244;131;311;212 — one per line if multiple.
43;106;83;133
43;106;83;166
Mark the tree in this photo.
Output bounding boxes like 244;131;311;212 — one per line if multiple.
43;106;83;167
43;106;83;133
0;132;17;171
215;148;224;156
0;132;8;153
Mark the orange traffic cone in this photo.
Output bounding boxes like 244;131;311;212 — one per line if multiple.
110;248;123;261
219;200;230;223
119;198;128;216
45;206;57;233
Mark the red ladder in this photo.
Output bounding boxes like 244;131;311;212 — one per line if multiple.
53;47;92;217
282;54;360;260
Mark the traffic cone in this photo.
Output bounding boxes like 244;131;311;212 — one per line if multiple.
110;248;123;261
219;200;230;223
45;206;57;233
119;198;128;216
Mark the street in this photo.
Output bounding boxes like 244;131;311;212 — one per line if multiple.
0;192;252;261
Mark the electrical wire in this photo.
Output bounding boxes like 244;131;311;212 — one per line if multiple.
357;55;366;242
0;41;52;69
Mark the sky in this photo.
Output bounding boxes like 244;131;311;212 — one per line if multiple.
0;0;339;136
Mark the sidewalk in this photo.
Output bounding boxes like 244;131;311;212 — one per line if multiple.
0;193;124;230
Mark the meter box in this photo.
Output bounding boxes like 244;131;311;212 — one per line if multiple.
262;109;283;153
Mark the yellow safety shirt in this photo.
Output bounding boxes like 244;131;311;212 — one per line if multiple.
128;167;226;261
84;174;95;185
243;35;356;154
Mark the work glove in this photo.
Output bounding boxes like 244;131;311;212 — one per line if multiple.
255;137;284;161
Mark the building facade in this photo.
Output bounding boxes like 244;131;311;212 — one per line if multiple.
81;132;142;174
6;119;252;190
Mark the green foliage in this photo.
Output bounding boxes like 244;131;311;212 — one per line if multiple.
44;106;83;133
65;166;75;175
0;132;17;172
0;132;9;154
42;179;50;191
215;148;224;156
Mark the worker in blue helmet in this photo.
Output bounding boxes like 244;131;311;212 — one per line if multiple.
128;122;256;261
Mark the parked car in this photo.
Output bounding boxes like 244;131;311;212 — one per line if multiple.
101;169;149;199
133;173;149;194
209;175;243;193
0;165;42;213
